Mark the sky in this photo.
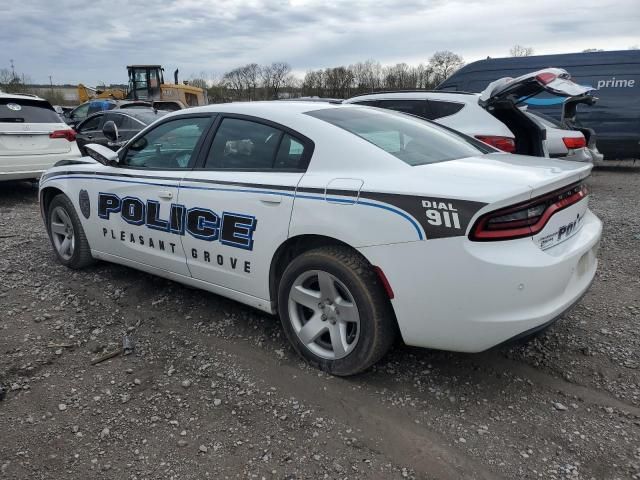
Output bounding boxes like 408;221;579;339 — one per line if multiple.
1;0;639;85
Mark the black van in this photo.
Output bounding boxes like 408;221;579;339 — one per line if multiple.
437;50;640;160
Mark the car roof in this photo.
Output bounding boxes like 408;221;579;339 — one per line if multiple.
166;100;347;119
345;91;480;103
0;92;47;102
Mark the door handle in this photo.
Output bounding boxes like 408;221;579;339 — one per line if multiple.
158;190;173;200
259;193;282;204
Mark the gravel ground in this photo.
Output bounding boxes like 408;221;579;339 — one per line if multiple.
1;166;639;480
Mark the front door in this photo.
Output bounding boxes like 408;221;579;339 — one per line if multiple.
90;114;214;275
179;115;313;300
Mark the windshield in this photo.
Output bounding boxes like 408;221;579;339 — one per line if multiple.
0;98;61;123
306;107;487;166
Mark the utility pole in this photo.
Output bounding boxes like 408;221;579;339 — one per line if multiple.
49;75;53;95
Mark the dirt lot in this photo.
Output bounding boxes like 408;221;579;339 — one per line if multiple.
1;166;639;480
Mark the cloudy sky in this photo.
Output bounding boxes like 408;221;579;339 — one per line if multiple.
1;0;638;85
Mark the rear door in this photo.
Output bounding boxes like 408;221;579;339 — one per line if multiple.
0;97;74;172
179;114;313;300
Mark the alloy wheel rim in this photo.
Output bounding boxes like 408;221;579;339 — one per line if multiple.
50;207;75;261
288;270;360;360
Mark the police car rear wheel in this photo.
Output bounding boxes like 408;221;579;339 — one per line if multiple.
47;194;94;269
278;246;396;376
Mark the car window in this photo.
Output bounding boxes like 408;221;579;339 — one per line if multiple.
205;118;284;170
122;117;210;169
353;100;379;107
426;100;465;120
0;98;61;123
274;134;306;169
105;113;133;129
78;114;103;132
377;99;429;119
307;107;485;166
527;111;562;129
119;116;140;130
71;103;90;120
130;111;167;125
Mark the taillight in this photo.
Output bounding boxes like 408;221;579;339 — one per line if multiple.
535;72;557;85
475;135;516;153
49;129;76;142
470;182;588;241
562;136;586;149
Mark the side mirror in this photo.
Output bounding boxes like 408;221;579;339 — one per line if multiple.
85;143;118;166
103;120;119;142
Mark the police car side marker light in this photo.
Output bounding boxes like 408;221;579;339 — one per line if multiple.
374;266;394;300
470;183;588;242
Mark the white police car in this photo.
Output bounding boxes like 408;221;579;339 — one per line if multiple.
39;102;602;375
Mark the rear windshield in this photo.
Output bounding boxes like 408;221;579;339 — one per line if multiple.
306;107;486;165
0;98;61;123
527;111;563;129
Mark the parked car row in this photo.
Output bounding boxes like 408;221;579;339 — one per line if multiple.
344;68;600;163
0;66;607;184
437;49;640;160
64;99;155;129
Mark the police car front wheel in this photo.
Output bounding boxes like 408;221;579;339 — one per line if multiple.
278;246;397;376
47;194;94;269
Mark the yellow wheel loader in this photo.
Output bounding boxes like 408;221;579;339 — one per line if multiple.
127;65;207;110
77;66;207;109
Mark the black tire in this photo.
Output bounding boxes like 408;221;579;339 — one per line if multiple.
47;194;94;269
277;246;397;376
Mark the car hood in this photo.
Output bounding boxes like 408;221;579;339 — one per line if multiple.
479;68;594;107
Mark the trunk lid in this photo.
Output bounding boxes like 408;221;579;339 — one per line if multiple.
478;68;593;108
0;122;73;156
561;94;597;125
420;153;591;200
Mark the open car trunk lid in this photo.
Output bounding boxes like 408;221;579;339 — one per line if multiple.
478;68;593;108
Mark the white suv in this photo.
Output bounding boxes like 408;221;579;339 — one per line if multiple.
1;93;81;181
344;68;592;159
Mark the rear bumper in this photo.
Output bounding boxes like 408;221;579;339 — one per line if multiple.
0;149;81;181
358;209;602;352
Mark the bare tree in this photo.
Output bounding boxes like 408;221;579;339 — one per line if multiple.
510;45;535;57
239;63;261;100
189;77;208;90
428;51;465;85
261;62;292;99
222;67;245;100
0;68;33;94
